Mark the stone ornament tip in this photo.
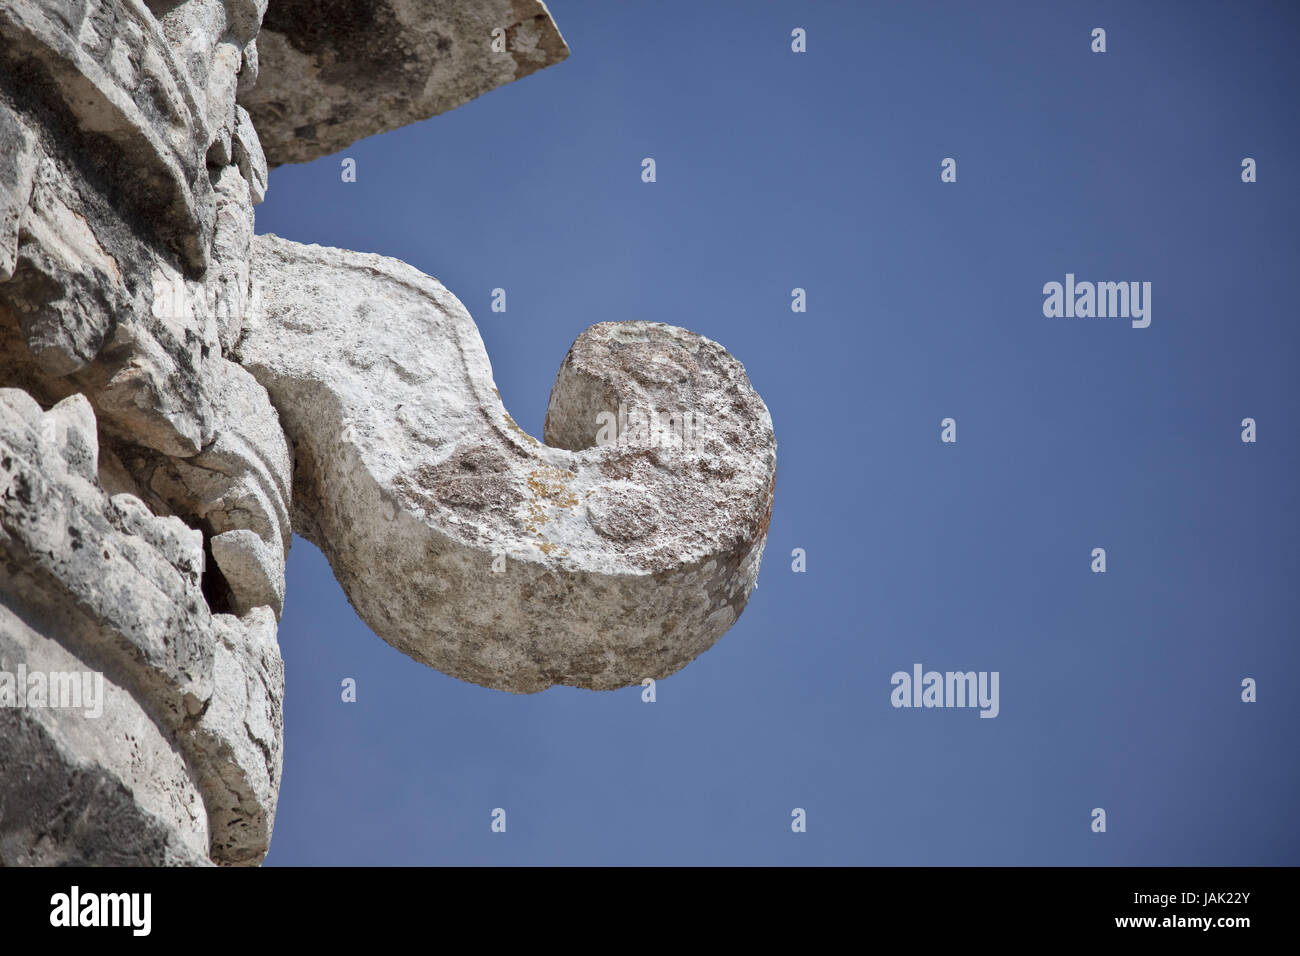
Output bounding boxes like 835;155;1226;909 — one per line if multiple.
238;235;776;693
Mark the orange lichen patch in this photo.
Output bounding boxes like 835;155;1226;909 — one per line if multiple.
522;464;579;540
526;466;578;507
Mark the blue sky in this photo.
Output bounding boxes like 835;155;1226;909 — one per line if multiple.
256;0;1300;865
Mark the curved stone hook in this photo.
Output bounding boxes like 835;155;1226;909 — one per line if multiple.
236;235;776;693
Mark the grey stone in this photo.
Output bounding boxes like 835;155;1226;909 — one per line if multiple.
0;103;37;284
238;39;260;95
0;388;284;864
0;0;215;271
241;0;569;167
0;0;293;866
232;107;267;205
129;362;293;620
238;235;776;693
0;0;778;869
0;602;212;867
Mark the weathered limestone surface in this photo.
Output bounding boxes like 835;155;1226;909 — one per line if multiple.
0;0;773;865
0;0;288;865
237;236;776;693
0;390;282;865
1;600;212;866
242;0;569;166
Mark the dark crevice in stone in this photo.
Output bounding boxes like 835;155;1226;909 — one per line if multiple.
199;520;235;615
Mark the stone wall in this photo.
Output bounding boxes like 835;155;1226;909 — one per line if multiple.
0;0;774;865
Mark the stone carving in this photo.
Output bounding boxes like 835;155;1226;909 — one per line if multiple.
0;0;774;865
238;236;775;693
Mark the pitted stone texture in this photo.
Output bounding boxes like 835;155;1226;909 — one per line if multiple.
0;2;287;622
2;149;131;379
149;0;266;179
0;0;216;271
0;294;290;616
210;163;256;353
0;390;213;726
127;362;293;619
0;103;37;284
0;0;271;459
199;607;284;864
0;388;284;864
238;235;776;693
0;604;212;867
0;0;290;868
0;96;240;458
232;106;267;205
241;0;569;166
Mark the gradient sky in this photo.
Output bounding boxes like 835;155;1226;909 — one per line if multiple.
256;0;1300;865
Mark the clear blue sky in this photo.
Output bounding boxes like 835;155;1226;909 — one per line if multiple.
257;0;1300;865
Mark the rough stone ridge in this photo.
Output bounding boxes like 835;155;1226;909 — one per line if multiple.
0;389;283;864
242;0;570;167
0;0;774;865
0;0;293;865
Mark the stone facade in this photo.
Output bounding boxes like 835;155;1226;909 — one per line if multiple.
0;1;774;864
